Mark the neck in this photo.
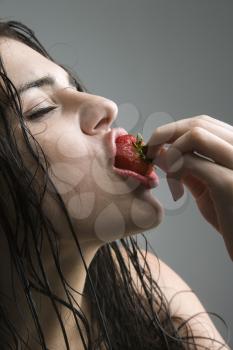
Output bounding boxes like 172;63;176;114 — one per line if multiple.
41;238;101;349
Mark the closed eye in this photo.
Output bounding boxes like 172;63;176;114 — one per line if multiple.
26;106;57;120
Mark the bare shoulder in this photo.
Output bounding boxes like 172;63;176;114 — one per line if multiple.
118;247;229;349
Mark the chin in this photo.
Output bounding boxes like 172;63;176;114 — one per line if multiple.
129;185;164;232
91;182;164;244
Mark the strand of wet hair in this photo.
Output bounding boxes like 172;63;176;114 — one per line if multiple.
0;60;112;349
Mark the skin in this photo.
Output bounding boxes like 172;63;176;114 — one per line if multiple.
146;115;233;261
0;38;163;349
0;37;231;349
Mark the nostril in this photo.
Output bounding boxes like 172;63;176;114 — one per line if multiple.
94;117;110;130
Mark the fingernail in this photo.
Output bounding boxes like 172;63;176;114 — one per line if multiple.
148;147;167;170
146;144;163;160
167;177;184;201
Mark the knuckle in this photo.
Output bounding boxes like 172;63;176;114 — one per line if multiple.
198;114;212;122
189;117;206;129
189;126;206;142
199;114;212;120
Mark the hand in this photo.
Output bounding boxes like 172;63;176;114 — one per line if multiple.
146;115;233;261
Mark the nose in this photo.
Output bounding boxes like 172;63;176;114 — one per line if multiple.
62;89;118;135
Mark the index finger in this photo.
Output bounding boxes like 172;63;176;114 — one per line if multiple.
145;119;190;158
145;115;233;158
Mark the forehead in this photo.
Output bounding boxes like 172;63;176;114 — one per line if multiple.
0;38;68;87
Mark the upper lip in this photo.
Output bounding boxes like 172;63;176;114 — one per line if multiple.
105;127;159;189
106;127;128;166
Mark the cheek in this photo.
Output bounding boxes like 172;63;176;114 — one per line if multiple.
34;123;89;160
46;144;97;198
31;126;96;207
55;133;90;159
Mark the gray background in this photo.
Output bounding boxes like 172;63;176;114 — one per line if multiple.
1;0;232;346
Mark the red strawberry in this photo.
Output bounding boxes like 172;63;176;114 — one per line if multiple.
114;133;154;176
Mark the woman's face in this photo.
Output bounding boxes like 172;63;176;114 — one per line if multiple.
0;38;164;245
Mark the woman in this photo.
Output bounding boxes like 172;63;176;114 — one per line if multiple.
0;20;231;349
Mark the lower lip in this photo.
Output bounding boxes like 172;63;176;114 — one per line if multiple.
112;166;159;189
109;127;159;189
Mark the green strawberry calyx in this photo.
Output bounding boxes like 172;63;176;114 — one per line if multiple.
132;133;154;164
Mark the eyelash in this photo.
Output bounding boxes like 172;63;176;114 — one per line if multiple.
27;106;57;120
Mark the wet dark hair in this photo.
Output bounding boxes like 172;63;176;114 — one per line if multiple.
0;20;228;350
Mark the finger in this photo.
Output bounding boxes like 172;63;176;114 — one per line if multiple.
183;175;220;231
165;127;233;171
168;153;233;261
167;152;232;203
146;116;233;158
215;201;233;261
198;114;233;132
182;173;207;199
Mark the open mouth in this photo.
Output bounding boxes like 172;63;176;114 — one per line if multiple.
109;128;159;189
112;165;159;189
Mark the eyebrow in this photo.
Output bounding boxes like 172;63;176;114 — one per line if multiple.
17;72;76;96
